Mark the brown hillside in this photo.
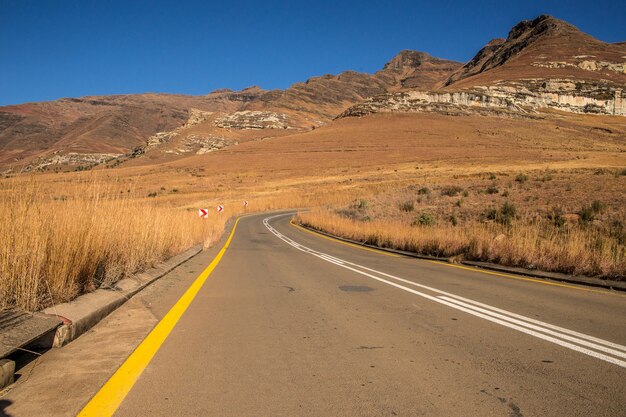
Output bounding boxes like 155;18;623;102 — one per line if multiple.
0;51;461;170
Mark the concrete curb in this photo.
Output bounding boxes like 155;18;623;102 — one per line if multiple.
0;359;15;389
42;244;203;348
295;222;625;292
461;261;626;291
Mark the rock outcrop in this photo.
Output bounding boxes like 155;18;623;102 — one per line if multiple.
339;79;625;118
214;111;295;129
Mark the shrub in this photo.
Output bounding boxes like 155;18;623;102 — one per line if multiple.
399;201;415;212
147;192;157;198
578;206;595;223
591;200;604;213
484;207;498;221
440;185;463;197
351;199;368;210
448;215;458;226
417;187;430;195
486;184;499;194
547;207;565;228
462;190;469;197
500;202;517;224
483;202;516;225
412;211;437;226
515;174;528;183
488;173;497;180
502;190;509;197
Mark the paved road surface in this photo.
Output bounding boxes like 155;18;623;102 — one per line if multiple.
4;212;626;416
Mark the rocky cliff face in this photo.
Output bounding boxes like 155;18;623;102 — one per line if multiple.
339;79;625;118
214;111;295;130
376;51;463;90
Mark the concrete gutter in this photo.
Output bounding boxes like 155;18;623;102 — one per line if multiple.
42;244;203;347
0;244;202;390
296;223;626;292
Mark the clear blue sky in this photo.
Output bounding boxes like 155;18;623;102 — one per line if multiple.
1;0;625;106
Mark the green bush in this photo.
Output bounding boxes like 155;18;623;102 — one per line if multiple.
483;202;516;225
417;187;430;195
515;174;528;183
412;211;437;226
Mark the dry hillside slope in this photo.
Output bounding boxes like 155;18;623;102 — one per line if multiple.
0;51;461;173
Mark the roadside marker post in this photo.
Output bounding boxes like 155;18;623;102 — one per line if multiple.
217;205;224;213
198;209;209;219
244;200;248;209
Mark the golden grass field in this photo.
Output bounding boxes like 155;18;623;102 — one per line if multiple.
1;112;625;310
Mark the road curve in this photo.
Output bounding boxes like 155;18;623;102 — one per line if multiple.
79;211;624;417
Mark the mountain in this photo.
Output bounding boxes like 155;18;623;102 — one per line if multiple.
2;14;625;173
377;50;462;89
443;15;626;88
0;51;461;171
339;15;625;120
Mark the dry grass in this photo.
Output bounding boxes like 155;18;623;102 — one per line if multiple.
2;112;625;309
0;174;358;311
296;205;626;279
0;178;228;311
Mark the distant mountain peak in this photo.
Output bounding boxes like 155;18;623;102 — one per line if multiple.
506;15;577;41
442;14;623;88
383;50;435;70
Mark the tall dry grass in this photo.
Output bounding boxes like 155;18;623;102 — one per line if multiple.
296;209;626;279
0;174;360;311
0;179;226;311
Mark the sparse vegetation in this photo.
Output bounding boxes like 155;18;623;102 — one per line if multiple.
440;185;463;197
412;211;437;226
515;173;528;183
399;200;415;212
486;184;499;194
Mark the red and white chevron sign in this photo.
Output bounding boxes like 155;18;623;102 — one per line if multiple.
244;201;248;207
217;205;224;212
198;208;208;218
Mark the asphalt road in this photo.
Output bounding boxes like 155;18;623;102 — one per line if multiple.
5;212;626;416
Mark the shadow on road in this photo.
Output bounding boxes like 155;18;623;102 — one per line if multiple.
0;399;13;417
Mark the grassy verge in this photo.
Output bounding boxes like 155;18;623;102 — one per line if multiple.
296;208;625;280
0;179;231;311
0;173;360;311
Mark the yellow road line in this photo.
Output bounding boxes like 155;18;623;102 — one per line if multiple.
428;261;620;296
77;218;240;417
289;219;399;257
